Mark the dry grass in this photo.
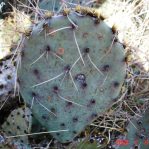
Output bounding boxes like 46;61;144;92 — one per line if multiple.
98;0;149;71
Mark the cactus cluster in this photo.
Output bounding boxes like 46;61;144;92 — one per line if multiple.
18;5;126;143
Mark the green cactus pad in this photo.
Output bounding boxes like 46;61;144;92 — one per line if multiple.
39;0;61;12
117;109;149;149
1;107;32;148
18;12;126;142
39;0;98;13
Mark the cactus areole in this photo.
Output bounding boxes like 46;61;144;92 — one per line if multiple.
18;11;126;143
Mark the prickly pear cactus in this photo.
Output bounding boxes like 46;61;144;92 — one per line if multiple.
0;140;31;149
1;107;32;148
39;0;61;12
0;58;16;98
117;109;149;149
39;0;99;13
18;10;126;143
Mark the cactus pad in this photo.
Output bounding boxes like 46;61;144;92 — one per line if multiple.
18;12;126;142
39;0;98;13
117;109;149;149
1;107;32;148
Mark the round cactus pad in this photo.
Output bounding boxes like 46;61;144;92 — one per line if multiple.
18;12;126;143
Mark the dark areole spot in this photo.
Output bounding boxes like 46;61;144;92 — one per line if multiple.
70;21;78;30
72;117;78;122
24;130;28;134
21;51;25;57
91;113;98;119
17;78;20;84
81;82;87;88
90;138;94;143
53;85;59;93
42;115;49;120
8;91;13;95
123;44;126;49
84;47;90;53
7;75;12;80
45;45;51;52
33;69;39;75
56;133;60;136
102;64;110;72
66;102;73;107
31;92;37;97
0;84;4;89
137;120;142;126
90;99;96;105
51;107;56;113
94;18;100;24
8;131;11;134
55;7;58;11
113;81;120;88
17;126;20;130
6;121;10;125
122;56;128;63
4;65;9;69
64;65;71;72
114;38;118;42
8;131;12;134
33;69;41;80
60;123;65;127
73;131;77;134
